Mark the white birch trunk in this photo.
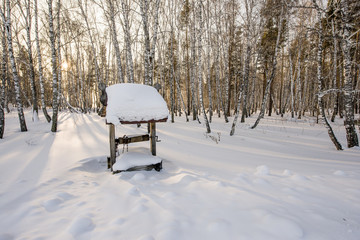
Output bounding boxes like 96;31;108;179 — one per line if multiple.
78;0;103;87
289;51;295;118
139;0;159;86
20;0;38;121
331;20;339;122
296;46;302;119
140;0;151;85
231;39;250;136
341;0;359;147
312;0;342;150
240;0;254;123
107;0;124;84
48;0;59;132
206;0;212;123
34;0;51;122
56;0;62;111
197;0;211;133
251;4;284;129
190;0;198;121
0;24;5;138
214;2;228;122
149;0;160;85
0;0;27;132
120;0;134;83
172;19;189;122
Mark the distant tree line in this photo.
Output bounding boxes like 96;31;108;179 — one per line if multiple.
0;0;359;149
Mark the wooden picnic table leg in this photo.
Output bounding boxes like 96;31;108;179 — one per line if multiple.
150;122;156;156
109;123;116;170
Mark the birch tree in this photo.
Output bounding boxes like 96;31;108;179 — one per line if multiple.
0;0;27;132
48;0;60;132
78;0;103;87
106;0;124;83
231;0;254;135
312;0;342;150
214;2;228;122
206;0;212;122
0;23;5;138
18;0;39;121
340;0;359;148
251;1;284;129
139;0;160;86
56;0;62;110
330;19;340;122
190;0;198;121
34;0;51;122
119;0;134;83
197;0;211;133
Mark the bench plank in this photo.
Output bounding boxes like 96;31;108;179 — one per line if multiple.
116;134;150;144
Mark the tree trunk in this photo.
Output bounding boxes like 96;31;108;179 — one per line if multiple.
107;0;124;83
173;24;189;122
0;24;6;138
34;0;51;122
214;3;228;123
190;1;198;121
331;20;338;122
341;0;359;148
120;0;134;83
288;34;295;118
294;45;302;119
251;5;284;129
197;1;211;133
48;0;59;132
241;43;251;123
0;0;27;132
56;0;62;111
206;0;212;123
313;0;343;150
231;37;251;135
140;0;160;86
279;47;284;117
21;0;39;121
78;0;103;87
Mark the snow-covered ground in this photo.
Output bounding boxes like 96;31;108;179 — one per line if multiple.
0;110;359;240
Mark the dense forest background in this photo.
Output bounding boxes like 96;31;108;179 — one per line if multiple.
0;0;359;148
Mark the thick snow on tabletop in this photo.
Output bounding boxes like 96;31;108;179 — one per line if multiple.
106;83;169;125
112;148;162;171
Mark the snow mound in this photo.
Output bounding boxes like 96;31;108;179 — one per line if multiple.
333;170;346;176
112;152;162;171
106;83;169;125
260;212;304;238
283;169;293;176
41;198;63;212
68;216;95;237
255;165;270;176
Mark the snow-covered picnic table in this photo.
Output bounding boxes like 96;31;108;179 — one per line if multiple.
99;83;169;173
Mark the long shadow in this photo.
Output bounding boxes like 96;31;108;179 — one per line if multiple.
0;131;56;216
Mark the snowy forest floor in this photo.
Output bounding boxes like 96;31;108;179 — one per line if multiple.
0;109;360;240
